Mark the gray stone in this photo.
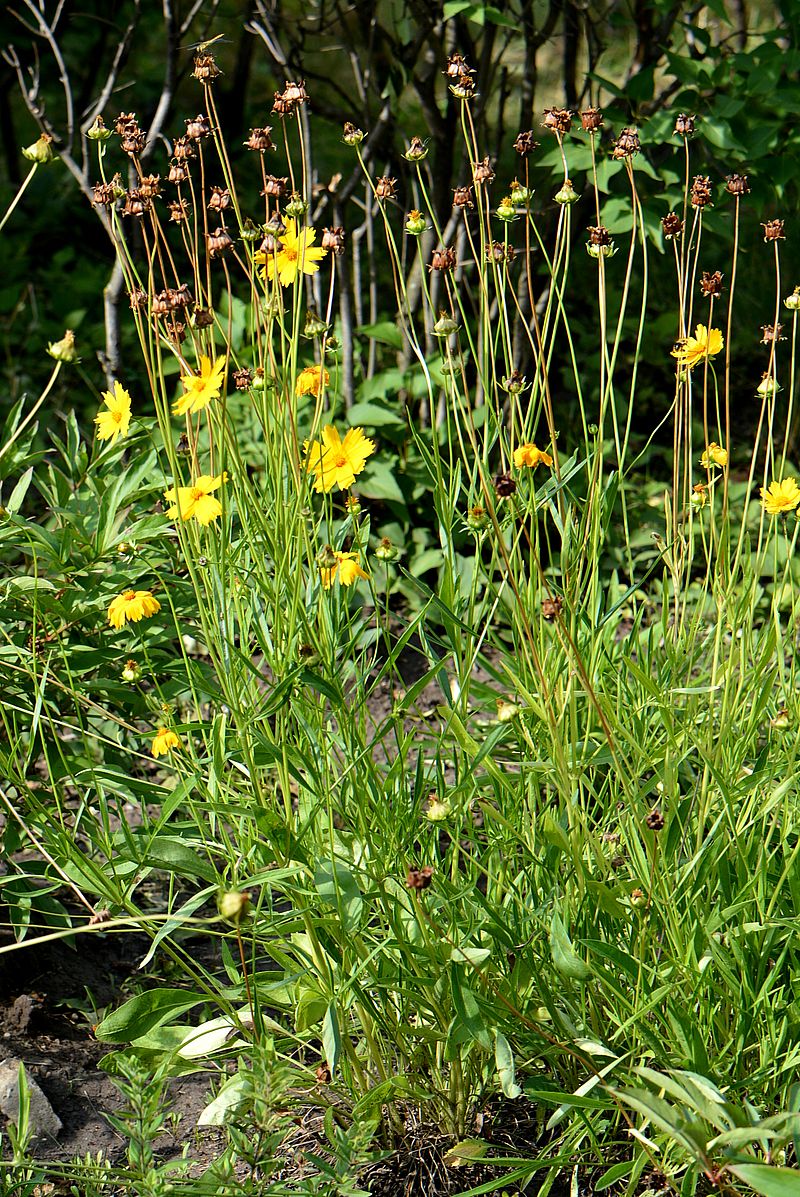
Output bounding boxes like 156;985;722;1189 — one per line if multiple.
0;1057;62;1142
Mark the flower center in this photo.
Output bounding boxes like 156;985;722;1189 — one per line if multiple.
189;487;205;502
283;246;298;262
123;590;136;601
112;409;123;423
334;454;347;469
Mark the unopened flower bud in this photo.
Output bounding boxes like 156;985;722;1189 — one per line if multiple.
22;133;55;164
496;698;520;722
218;890;251;923
554;179;579;205
374;536;399;562
433;313;459;336
784;287;800;311
466;504;487;531
121;659;141;683
509;179;531;204
405;209;427;236
425;797;450;822
756;374;781;398
629;888;647;908
496;196;516;221
303;308;329;338
690;483;707;509
771;708;790;730
87;116;112;142
284;193;308;219
47;329;77;363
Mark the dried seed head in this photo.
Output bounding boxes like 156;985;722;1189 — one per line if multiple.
233;367;253;390
259;232;280;254
208;185;231;211
120;128;146;156
321;226;345;255
185;113;211;140
453;185;474;209
194;307;215;328
260;174;288;198
541;595;563;621
513;129;539;156
406;865;434;891
673;113;696;137
92;180;117;206
129;286;147;311
542;107;573;135
613;127;640;159
342;122;365;146
725;172;750;197
151;290;172;317
375;175;398;201
192;53;221;82
244;126;274;153
114;112;138;135
281;79;308;107
761;323;784;343
762;218;785;242
404;136;428;162
207;226;233;256
271;91;293;118
429;245;456;272
172;136;195;161
661;211;683;239
138;174;161;199
473;156;495;185
444;52;472;78
501;369;526;392
587;225;611;247
700;270;724;297
168;160;190;185
172;284;193;309
580;107;604;132
690;175;714;208
494;472;517;498
450;70;476;100
122;189;149;217
486;240;515;264
646;808;665;831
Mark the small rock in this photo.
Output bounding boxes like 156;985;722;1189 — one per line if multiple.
0;1057;62;1142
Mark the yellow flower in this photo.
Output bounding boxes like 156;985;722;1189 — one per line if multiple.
259;218;327;287
760;478;800;516
320;551;369;589
700;442;728;468
108;589;161;629
174;355;226;416
152;728;181;758
305;425;375;493
513;442;553;469
95;381;132;443
165;474;225;525
671;325;724;369
295;364;330;397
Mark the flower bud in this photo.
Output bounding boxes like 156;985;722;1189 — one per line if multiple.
509;179;531;205
87;116;112;142
425;797;450;822
690;483;707;509
629;888;647;908
554;179;579;205
303;308;329;338
121;659;141;683
496;698;520;722
466;504;488;531
771;708;790;730
374;536;399;562
433;313;459;336
218;890;251;923
284;193;308;219
495;196;516;222
22;133;55;164
342;122;364;146
756;374;782;398
404;136;428;162
47;329;78;363
784;287;800;311
317;543;339;569
405;210;427;236
344;494;362;518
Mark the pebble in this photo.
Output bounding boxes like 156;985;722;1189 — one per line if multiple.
0;1057;62;1142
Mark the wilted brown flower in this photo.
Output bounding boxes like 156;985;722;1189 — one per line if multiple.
208;186;231;212
172;283;193;309
194;307;215;328
114;112;138;135
192;53;221;82
151;290;171;317
172;136;195;161
185;113;211;140
690;176;714;208
542;595;563;621
375;176;398;201
674;113;696;137
587;225;611;247
486;240;515;264
138;174;161;199
580;107;604;132
662;212;683;239
233;368;253;390
473;156;495;185
261;175;288;199
761;323;784;344
762;218;785;242
430;246;457;272
92;180;117;206
700;271;724;297
646;808;665;831
129;286;147;311
207;227;233;256
245;127;274;153
120;127;146;156
168;160;190;185
282;80;308;107
542;107;572;135
613;127;640;159
513;129;539;156
725;173;749;197
321;226;345;255
406;865;434;891
494;472;517;498
453;185;474;209
122;189;149;217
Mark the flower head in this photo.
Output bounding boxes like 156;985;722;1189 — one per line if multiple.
295;364;330;398
305;425;375;493
671;325;723;370
165;474;225;525
700;443;728;468
257;218;327;287
174;355;226;416
513;442;553;469
152;728;181;758
761;478;800;516
108;589;160;629
320;550;369;589
95;381;132;444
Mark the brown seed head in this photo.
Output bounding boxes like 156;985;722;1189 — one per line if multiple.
700;270;724;298
450;70;476;99
486;240;515;264
261;175;288;199
129;286;147;311
185;113;211;140
580;107;604;132
138;174;161;199
114;112;138;135
690;176;714;208
233;367;253;391
542;595;563;621
646;808;665;831
92;180;117;206
121;128;146;156
725;172;749;197
662;211;683;240
444;52;473;79
406;865;434;891
674;113;696;137
208;185;231;212
168;160;190;185
613;127;640;159
429;245;457;272
587;225;611;247
494;472;517;498
194;307;215;328
453;185;474;209
761;323;784;344
122;189;149;217
542;107;573;135
192;53;220;82
151;290;172;317
172;136;195;162
244;126;274;153
375;175;398;201
207;227;233;256
282;80;308;106
473;156;495;185
513;129;539;156
321;226;346;255
271;91;293;117
762;218;785;242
